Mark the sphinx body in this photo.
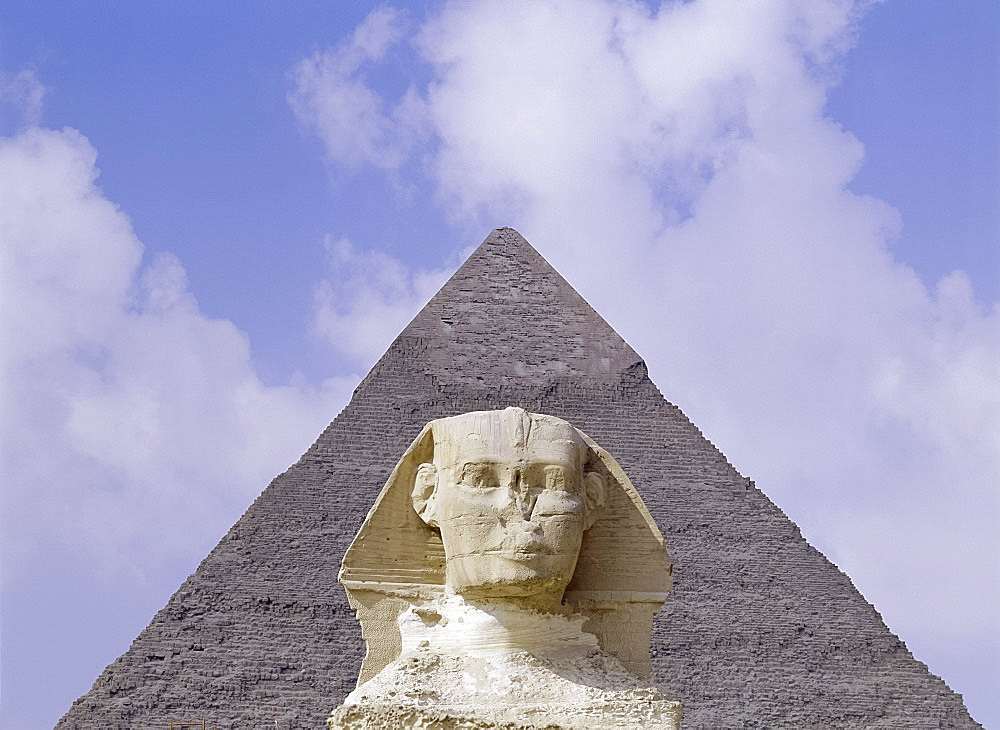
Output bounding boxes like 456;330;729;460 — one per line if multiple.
329;408;681;729
331;596;682;729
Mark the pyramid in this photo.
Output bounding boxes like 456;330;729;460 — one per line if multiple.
59;229;979;728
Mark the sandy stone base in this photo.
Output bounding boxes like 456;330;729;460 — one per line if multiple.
329;701;682;729
328;598;682;729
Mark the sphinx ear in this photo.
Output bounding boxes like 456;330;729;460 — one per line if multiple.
411;463;440;527
582;471;606;530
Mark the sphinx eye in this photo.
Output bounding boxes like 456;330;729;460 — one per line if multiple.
544;465;570;491
460;463;498;489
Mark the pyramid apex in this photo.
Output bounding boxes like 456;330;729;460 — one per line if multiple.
381;229;644;386
480;226;533;248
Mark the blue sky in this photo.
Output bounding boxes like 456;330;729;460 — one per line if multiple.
1;1;997;727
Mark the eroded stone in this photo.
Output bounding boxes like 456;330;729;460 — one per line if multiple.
330;408;681;729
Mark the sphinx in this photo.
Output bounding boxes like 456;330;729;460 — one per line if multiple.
329;407;682;729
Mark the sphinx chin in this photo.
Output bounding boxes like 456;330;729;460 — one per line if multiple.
448;555;574;598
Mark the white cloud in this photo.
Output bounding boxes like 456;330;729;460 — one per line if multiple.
0;127;356;585
293;0;1000;713
288;6;426;170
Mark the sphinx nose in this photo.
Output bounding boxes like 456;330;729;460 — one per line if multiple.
518;490;538;520
507;468;537;520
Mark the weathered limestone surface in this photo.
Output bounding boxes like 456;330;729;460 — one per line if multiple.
58;229;980;728
330;408;681;728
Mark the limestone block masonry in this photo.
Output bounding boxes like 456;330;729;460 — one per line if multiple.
58;228;981;728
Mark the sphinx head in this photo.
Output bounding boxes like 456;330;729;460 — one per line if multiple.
410;407;606;607
340;407;672;683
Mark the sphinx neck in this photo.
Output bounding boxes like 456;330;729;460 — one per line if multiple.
398;595;598;656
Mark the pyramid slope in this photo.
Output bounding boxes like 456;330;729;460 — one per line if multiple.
59;229;978;728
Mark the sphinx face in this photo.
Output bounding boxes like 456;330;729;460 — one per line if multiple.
436;453;586;600
415;409;595;605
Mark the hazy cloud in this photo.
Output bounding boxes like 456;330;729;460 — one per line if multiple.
292;0;1000;708
288;7;426;170
0;67;46;129
312;235;454;364
0;127;356;585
